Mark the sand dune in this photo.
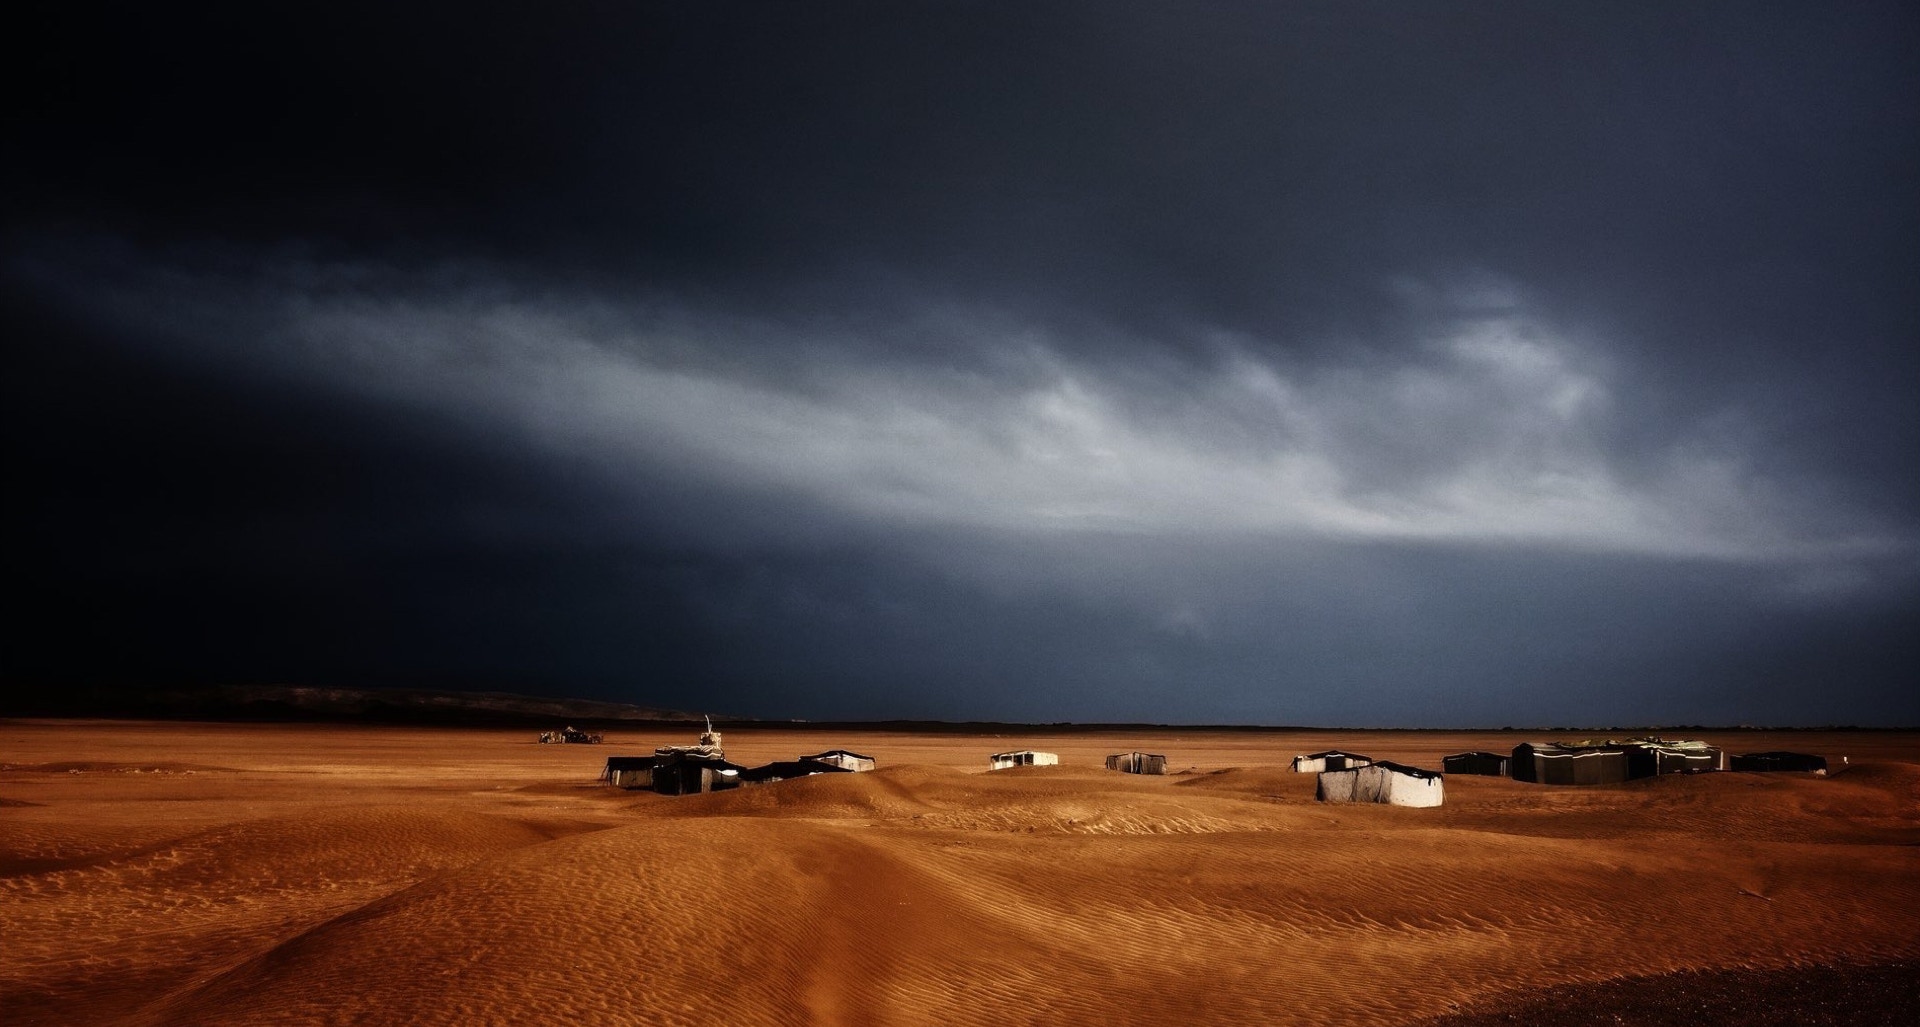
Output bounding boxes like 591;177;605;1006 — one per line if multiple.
3;722;1916;1025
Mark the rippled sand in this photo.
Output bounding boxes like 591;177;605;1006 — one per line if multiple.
4;721;1916;1026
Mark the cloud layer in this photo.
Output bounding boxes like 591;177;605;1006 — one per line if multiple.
6;2;1916;723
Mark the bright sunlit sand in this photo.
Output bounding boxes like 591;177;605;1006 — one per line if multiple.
4;721;1916;1026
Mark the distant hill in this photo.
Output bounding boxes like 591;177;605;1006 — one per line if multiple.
0;684;708;726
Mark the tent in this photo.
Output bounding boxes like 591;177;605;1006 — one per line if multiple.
989;750;1059;771
1105;751;1168;774
1315;761;1445;807
1511;742;1629;785
1441;751;1509;777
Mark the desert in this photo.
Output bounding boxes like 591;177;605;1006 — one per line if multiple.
3;720;1916;1026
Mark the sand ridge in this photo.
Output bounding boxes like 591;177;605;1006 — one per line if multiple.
3;722;1916;1025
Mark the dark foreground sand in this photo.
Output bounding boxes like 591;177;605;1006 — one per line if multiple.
3;721;1916;1026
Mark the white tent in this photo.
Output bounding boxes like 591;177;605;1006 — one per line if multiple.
989;750;1059;771
1315;761;1444;807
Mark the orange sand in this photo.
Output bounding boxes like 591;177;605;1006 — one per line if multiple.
3;721;1916;1026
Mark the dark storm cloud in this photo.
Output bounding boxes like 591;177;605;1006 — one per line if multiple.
6;2;1916;723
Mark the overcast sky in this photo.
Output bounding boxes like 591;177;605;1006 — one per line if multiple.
6;1;1916;724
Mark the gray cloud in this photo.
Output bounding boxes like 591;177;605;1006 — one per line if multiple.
9;242;1916;726
7;2;1915;724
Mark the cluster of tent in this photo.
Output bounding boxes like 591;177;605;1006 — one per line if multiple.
601;726;1829;803
613;743;1179;787
601;722;877;796
1440;740;1829;784
1290;739;1831;807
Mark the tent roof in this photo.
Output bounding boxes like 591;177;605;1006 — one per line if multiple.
1351;760;1443;780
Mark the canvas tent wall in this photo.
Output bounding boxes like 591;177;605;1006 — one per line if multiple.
1510;742;1629;785
651;752;746;795
1291;750;1372;773
1315;761;1445;807
989;750;1059;770
1731;751;1828;775
1442;751;1508;777
602;755;657;789
800;750;876;772
1105;751;1168;775
1609;744;1664;780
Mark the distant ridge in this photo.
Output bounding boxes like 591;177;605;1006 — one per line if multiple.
0;684;706;726
2;687;1896;731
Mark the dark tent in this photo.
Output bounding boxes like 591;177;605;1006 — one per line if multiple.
1511;742;1629;785
1609;744;1662;780
1731;752;1829;775
1442;751;1509;777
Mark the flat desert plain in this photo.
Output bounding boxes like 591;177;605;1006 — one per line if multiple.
3;721;1917;1026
